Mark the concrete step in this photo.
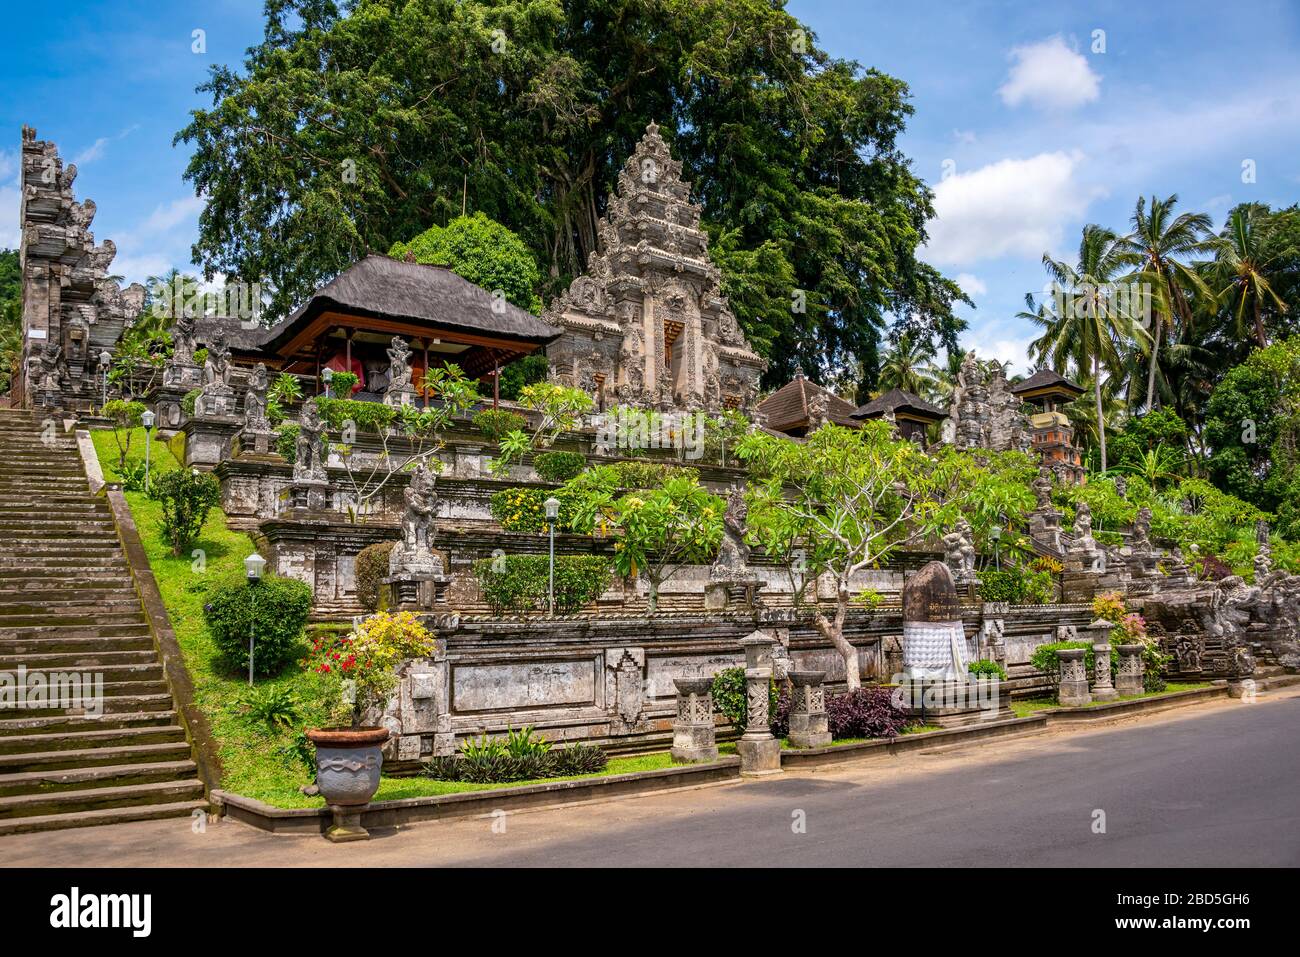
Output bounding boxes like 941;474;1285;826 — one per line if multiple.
0;798;207;836
0;649;161;671
0;740;192;774
0;719;185;751
0;778;205;821
0;692;176;719
0;759;198;797
0;599;146;617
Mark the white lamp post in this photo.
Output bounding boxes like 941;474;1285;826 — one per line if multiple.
544;496;561;616
244;552;267;686
141;409;155;492
322;366;333;397
990;524;1003;571
98;350;112;408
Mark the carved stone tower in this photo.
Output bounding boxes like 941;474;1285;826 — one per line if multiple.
543;122;766;411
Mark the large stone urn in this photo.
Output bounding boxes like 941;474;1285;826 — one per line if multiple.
307;727;391;842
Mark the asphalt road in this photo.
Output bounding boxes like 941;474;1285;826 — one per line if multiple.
5;688;1299;867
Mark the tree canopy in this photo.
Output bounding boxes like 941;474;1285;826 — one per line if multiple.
176;0;967;389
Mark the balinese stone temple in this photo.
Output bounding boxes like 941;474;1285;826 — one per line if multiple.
3;124;1289;814
15;126;146;410
542;122;766;412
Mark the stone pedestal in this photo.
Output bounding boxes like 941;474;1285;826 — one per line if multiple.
1115;643;1144;696
290;477;331;511
670;677;718;762
703;579;763;612
1086;618;1118;701
151;379;199;433
324;805;370;843
1028;508;1063;554
182;415;242;468
1226;677;1257;702
239;428;276;457
384;572;449;611
1057;647;1091;707
786;670;831;748
384;385;419;408
737;631;781;777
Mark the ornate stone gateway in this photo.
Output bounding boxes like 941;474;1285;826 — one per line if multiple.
543;122;766;411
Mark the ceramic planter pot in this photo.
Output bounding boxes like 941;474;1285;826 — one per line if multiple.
307;727;390;842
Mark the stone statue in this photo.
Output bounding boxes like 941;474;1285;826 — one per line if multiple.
383;336;416;407
196;334;235;416
1114;475;1128;498
942;518;976;584
807;390;830;430
389;463;443;577
243;362;271;434
171;313;197;365
1128;506;1159;578
1032;467;1053;510
1070;501;1105;573
293;397;327;483
710;484;752;582
1255;519;1272;579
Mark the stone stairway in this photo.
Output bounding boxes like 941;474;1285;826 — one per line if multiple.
0;409;205;835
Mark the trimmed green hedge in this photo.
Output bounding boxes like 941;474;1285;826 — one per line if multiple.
473;554;612;614
202;575;314;678
533;450;587;482
977;566;1053;604
473;408;526;441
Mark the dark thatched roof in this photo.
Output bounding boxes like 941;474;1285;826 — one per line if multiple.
257;254;560;354
1010;367;1084;396
756;373;860;434
852;387;947;421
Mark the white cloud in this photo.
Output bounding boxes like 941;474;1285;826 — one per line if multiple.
922;151;1099;267
71;125;140;167
138;196;204;234
998;36;1100;111
110;194;207;285
952;129;978;145
954;273;987;297
960;324;1034;375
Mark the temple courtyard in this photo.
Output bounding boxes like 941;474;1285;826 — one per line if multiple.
5;686;1297;868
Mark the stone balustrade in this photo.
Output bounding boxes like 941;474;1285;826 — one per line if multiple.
1115;643;1144;696
1057;647;1091;707
787;670;831;748
670;677;718;762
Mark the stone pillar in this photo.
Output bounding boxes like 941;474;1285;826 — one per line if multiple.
1085;618;1119;701
670;677;718;763
1115;643;1144;696
1057;647;1091;707
787;670;831;749
736;631;781;776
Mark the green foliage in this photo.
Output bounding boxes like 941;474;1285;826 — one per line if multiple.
240;685;301;731
608;476;724;610
533;450;586;482
474;408;526;441
967;659;1008;681
473;554;612;615
1109;409;1191;468
710;667;776;734
1030;640;1098;681
181;389;201;418
203;574;313;678
315;396;398;433
977;566;1054;605
391;212;543;313
489;485;583;533
275;423;299;463
175;0;967;388
492;382;594;474
354;541;397;612
422;734;608;783
327;370;359;398
267;373;303;425
101;399;147;471
151;468;221;556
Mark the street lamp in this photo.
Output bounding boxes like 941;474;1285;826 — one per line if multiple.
141;409;155;493
244;552;267;686
98;350;112;408
544;496;561;616
990;524;1003;571
322;366;334;397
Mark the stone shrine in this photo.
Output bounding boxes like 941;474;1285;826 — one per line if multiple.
543;122;766;412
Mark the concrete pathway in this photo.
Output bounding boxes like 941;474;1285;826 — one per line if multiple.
4;687;1298;867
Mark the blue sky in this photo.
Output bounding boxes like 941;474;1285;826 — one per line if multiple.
3;0;1299;372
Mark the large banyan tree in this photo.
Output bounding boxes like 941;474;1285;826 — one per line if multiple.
177;0;969;390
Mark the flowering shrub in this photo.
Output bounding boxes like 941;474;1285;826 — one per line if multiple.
825;687;909;739
303;611;437;728
1092;591;1126;622
489;485;582;533
472;554;612;615
533;450;587;482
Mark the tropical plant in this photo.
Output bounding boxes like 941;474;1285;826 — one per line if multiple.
152;468;221;556
205;574;313;678
825;687;909;739
1116;195;1218;410
877;330;938;396
473;554;612;615
709;667;778;734
1211;205;1293;347
101;399;148;472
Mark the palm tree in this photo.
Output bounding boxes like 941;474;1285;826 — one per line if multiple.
1024;225;1150;472
1212;206;1292;347
1116;195;1217;410
877;330;939;397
